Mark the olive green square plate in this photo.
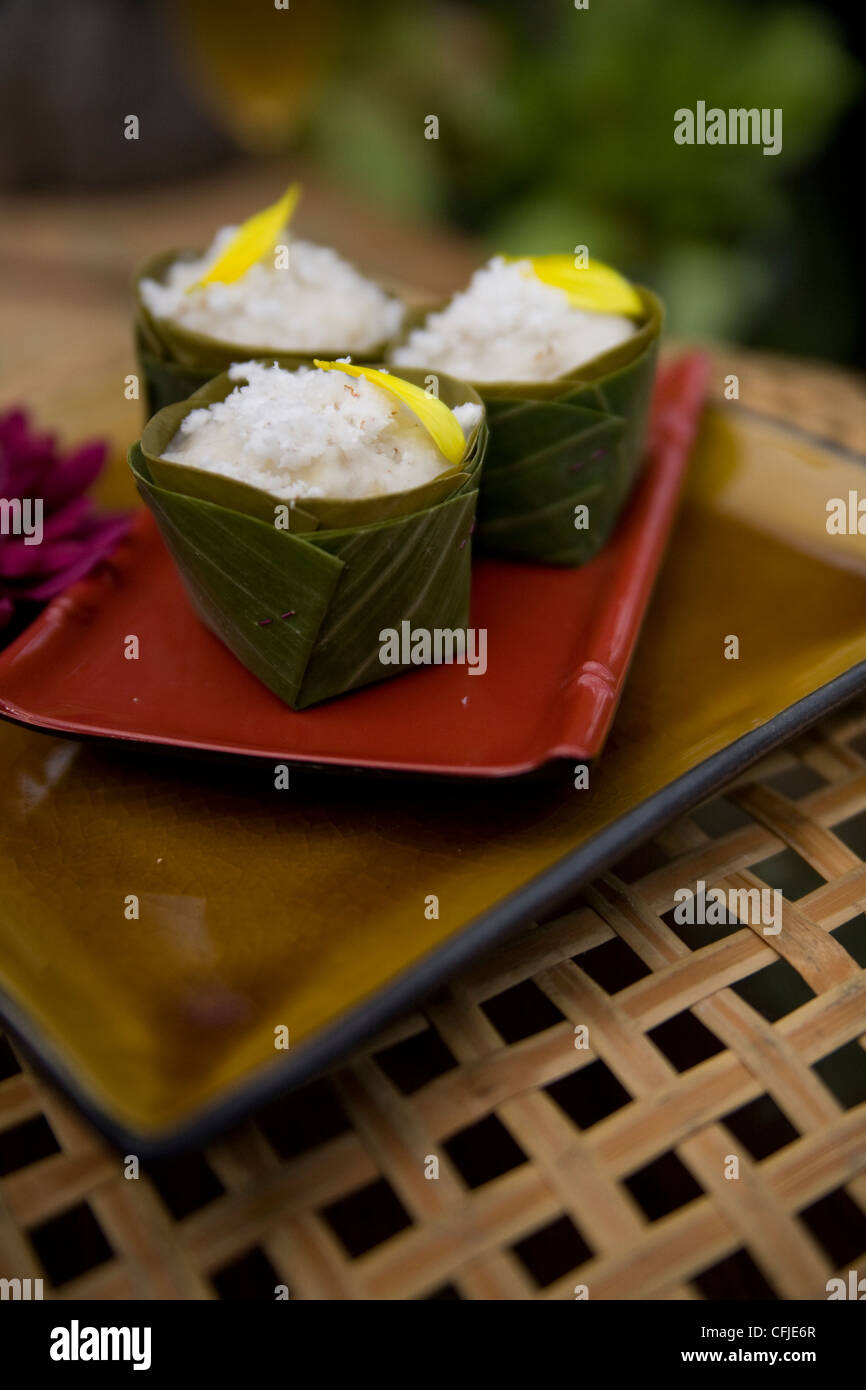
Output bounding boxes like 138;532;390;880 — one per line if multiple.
0;404;864;1152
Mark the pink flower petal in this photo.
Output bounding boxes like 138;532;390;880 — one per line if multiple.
23;518;130;599
39;496;94;542
41;441;108;510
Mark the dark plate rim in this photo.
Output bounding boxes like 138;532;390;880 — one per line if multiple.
1;657;864;1156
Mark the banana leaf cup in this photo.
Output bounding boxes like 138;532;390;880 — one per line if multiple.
133;248;401;418
396;287;662;566
128;366;487;710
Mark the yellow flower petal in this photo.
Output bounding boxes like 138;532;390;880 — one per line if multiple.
313;361;467;468
507;254;644;318
188;183;301;292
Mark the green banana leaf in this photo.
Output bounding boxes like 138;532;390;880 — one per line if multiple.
395;286;663;566
128;366;487;709
133;247;402;416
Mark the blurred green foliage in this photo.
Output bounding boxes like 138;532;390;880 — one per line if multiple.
305;0;859;349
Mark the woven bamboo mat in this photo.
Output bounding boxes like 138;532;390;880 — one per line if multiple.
1;355;864;1300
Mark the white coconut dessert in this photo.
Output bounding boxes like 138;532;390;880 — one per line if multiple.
390;256;639;384
139;231;405;356
161;360;483;503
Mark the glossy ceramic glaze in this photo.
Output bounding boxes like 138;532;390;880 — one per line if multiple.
0;398;863;1147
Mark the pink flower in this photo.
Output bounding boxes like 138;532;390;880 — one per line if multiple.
0;409;130;633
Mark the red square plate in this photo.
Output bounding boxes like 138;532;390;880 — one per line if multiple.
0;356;707;776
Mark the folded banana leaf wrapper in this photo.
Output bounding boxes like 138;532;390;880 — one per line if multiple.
133;249;399;417
400;288;662;566
128;367;487;710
